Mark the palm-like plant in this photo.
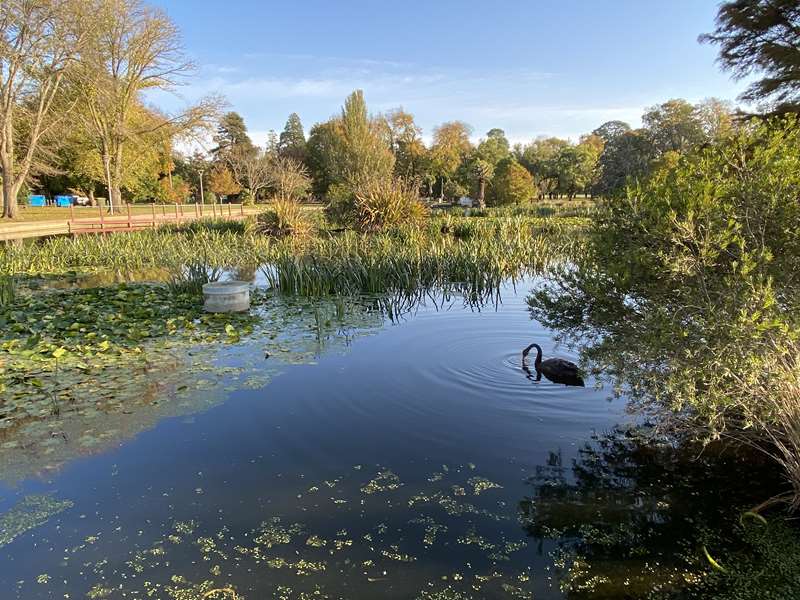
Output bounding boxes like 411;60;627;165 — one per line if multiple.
473;159;495;209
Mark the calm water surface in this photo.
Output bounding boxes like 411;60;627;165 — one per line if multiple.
0;278;628;599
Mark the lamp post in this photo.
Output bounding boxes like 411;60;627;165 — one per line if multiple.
198;169;205;205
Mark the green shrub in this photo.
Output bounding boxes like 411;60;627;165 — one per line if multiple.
488;158;535;206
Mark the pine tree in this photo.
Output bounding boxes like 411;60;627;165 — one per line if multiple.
212;112;255;160
278;113;307;163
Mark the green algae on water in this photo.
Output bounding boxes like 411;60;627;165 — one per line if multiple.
0;494;73;548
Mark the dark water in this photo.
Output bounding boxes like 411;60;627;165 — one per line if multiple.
0;278;650;599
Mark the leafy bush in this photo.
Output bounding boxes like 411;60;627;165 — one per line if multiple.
488;158;535;206
529;117;800;502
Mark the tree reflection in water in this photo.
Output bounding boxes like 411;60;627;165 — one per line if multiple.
518;425;786;599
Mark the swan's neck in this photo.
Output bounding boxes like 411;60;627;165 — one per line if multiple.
523;344;543;371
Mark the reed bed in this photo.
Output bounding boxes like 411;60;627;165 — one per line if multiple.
0;215;587;297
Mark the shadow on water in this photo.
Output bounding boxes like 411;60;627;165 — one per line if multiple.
517;426;786;599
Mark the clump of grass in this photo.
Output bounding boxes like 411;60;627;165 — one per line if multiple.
326;177;428;231
166;262;221;298
0;275;14;308
451;220;478;240
745;342;800;511
255;200;313;238
352;177;428;231
0;214;587;297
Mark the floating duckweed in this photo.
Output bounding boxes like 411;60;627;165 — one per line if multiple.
458;528;496;552
415;585;475;599
58;464;541;598
36;573;51;584
409;491;506;521
87;584;113;598
361;469;403;494
0;494;73;548
306;535;327;547
410;517;448;546
381;546;416;562
501;583;533;598
252;517;305;549
467;477;502;496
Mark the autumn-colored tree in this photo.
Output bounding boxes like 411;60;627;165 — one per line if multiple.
489;159;534;206
155;175;190;203
430;121;472;200
386;108;427;180
208;166;240;199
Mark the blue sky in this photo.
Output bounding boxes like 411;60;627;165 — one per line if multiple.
154;0;746;147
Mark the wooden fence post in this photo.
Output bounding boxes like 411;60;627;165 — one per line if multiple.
175;203;180;225
152;203;156;228
127;203;132;230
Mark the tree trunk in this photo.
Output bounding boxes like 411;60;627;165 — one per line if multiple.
112;144;124;211
2;176;20;219
477;177;486;209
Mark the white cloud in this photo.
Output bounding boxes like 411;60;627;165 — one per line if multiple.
154;53;744;143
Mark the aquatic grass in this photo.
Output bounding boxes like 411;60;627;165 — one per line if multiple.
261;218;567;297
255;200;314;238
0;214;588;303
166;262;222;298
0;228;275;274
0;275;14;308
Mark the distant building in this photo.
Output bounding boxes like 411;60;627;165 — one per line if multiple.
458;196;474;207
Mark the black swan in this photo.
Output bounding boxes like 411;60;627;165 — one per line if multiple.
522;343;584;387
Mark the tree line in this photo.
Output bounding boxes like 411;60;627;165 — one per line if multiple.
2;0;797;219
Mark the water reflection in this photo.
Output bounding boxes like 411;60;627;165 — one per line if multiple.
517;426;784;598
1;276;612;599
521;343;585;387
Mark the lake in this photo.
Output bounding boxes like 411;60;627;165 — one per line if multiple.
0;276;771;599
